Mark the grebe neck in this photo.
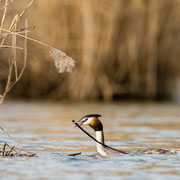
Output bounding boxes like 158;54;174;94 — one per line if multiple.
96;130;105;144
95;130;108;155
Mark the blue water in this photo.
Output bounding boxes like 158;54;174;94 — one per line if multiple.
0;101;180;180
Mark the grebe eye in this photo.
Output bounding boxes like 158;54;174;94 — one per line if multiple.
85;118;88;120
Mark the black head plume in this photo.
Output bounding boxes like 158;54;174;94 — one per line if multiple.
80;114;101;120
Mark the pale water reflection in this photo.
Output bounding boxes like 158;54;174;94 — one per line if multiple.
0;101;180;180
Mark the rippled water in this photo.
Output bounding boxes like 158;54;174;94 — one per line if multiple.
0;101;180;180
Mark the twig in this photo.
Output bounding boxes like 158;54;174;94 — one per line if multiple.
10;18;28;88
0;143;36;157
0;0;34;46
2;143;7;157
0;31;30;38
6;143;35;156
0;27;54;49
0;58;13;105
6;145;14;156
0;0;8;35
13;26;35;32
0;19;28;105
0;0;33;105
0;26;34;38
12;15;18;80
0;45;23;49
0;126;22;144
68;152;81;156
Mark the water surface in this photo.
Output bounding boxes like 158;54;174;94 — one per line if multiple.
0;101;180;180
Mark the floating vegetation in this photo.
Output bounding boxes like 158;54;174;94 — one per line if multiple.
0;127;36;157
0;143;36;157
68;152;81;156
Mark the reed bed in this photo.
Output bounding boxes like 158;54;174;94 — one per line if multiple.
1;0;180;101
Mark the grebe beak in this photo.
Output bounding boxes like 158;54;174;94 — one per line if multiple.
76;118;87;126
72;119;85;128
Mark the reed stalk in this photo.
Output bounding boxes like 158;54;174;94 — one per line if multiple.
1;0;180;101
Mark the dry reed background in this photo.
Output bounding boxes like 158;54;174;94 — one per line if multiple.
1;0;180;102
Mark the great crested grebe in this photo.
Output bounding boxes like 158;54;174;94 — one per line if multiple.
76;114;176;155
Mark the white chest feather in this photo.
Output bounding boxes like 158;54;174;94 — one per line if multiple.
95;131;107;155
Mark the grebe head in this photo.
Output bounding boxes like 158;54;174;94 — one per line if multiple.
77;114;103;131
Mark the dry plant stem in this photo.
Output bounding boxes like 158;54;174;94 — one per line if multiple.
0;126;22;144
6;145;14;156
0;0;8;35
0;59;13;104
0;0;33;46
0;30;30;38
0;0;33;104
5;143;35;156
0;0;16;12
9;0;33;32
0;27;75;58
0;45;23;49
14;26;35;32
0;27;54;49
12;16;18;80
0;143;35;157
2;143;7;156
7;20;27;92
0;1;35;158
1;27;75;73
18;18;28;80
0;13;17;46
0;20;28;105
0;145;14;156
0;26;33;38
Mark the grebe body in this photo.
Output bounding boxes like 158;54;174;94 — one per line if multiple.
77;114;176;155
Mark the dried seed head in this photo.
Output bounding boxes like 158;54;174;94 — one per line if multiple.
49;48;75;73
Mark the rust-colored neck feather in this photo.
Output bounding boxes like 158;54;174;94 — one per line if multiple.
89;117;103;131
